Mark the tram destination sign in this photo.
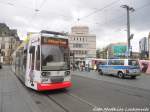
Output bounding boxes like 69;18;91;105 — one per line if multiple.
41;37;68;47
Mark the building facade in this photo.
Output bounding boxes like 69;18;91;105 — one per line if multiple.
106;43;127;58
0;23;20;64
96;48;107;59
0;36;20;64
69;26;96;63
139;37;149;59
131;52;140;59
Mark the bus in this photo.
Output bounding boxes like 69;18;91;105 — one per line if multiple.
98;59;141;79
12;30;72;91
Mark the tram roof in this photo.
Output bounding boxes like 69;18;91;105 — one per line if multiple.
40;30;67;36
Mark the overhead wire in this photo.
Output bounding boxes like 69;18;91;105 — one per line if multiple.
135;1;150;11
1;0;150;34
79;0;120;20
131;1;150;27
0;1;15;6
39;0;47;9
93;0;150;33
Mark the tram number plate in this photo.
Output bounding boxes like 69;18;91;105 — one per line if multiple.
51;76;64;83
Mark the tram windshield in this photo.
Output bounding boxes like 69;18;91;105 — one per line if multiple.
41;38;70;71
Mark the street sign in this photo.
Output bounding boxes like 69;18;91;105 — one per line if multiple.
113;45;127;56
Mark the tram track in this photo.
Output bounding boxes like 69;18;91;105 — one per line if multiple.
44;91;97;112
26;88;96;112
46;95;70;112
65;92;96;108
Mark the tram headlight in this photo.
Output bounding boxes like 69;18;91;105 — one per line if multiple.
41;72;51;77
65;71;70;76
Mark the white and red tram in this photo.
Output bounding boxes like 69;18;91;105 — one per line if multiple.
12;30;72;91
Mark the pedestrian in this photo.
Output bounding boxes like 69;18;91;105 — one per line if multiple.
96;62;99;71
88;63;90;72
70;63;73;71
94;64;97;72
73;63;75;71
85;64;88;72
78;63;80;71
80;63;83;71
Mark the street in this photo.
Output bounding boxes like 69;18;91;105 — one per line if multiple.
0;66;150;112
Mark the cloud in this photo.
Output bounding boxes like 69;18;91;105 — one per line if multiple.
0;0;150;52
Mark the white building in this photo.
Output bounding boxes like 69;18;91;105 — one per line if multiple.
69;26;96;63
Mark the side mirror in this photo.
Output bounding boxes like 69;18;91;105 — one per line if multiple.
29;46;35;53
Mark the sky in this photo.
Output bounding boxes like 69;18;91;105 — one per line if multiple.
0;0;150;52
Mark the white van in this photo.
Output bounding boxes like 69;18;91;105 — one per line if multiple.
98;59;141;79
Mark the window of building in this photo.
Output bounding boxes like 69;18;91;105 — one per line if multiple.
1;51;5;56
75;50;77;54
79;50;81;55
1;43;5;49
82;51;85;54
9;45;12;49
73;44;76;48
85;51;87;54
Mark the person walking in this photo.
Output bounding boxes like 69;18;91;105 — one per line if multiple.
94;64;97;72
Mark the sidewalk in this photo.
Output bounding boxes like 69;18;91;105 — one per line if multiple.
0;66;41;112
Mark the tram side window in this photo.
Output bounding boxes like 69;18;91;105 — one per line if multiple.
29;46;35;70
36;45;40;70
20;51;24;71
23;49;27;69
16;52;20;67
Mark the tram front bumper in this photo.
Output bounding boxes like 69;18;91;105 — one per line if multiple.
37;81;72;91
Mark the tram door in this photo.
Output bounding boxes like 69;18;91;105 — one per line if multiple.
34;45;41;83
28;46;35;87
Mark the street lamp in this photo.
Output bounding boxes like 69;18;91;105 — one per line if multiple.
121;5;135;58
